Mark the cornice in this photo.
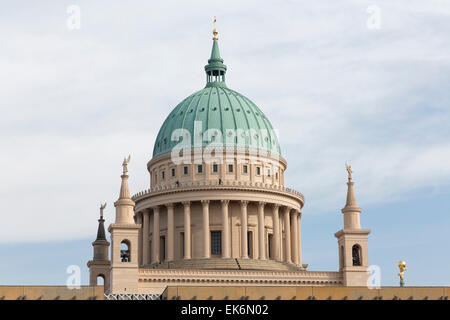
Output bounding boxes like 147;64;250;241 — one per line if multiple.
132;180;304;205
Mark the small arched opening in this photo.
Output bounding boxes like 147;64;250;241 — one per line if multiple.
120;240;131;262
352;244;362;266
96;274;105;286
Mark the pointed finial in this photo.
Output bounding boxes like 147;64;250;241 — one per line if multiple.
212;16;218;40
122;155;131;174
345;162;353;181
99;203;106;219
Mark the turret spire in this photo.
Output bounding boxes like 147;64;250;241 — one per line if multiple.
341;162;362;229
114;155;136;224
119;155;131;200
205;17;227;87
344;162;358;208
96;203;107;241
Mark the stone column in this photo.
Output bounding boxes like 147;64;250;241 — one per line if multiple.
183;201;191;259
283;207;291;263
240;200;249;259
291;210;299;265
201;200;210;258
136;212;143;266
257;202;266;260
152;206;160;263
167;203;174;262
142;209;150;265
272;204;280;261
221;200;230;258
298;210;302;266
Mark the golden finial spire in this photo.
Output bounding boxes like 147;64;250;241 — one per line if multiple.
212;16;218;40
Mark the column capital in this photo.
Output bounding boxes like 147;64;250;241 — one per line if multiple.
166;203;174;209
258;201;266;208
182;201;191;207
272;203;280;210
201;200;210;206
152;205;160;212
240;200;249;206
220;199;230;205
135;212;142;222
143;208;152;214
283;206;292;214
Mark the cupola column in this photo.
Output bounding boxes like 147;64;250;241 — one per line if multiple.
240;200;249;259
258;202;266;260
135;212;143;266
152;206;160;263
142;209;150;265
183;202;191;259
167;203;175;262
291;210;299;265
297;210;302;266
202;200;210;259
283;207;291;263
272;204;281;261
221;200;230;258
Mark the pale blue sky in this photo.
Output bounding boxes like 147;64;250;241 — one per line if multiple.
0;1;449;286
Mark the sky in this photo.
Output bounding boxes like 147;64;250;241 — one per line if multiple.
0;1;449;286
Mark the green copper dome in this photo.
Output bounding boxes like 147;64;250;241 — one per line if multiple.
152;39;281;158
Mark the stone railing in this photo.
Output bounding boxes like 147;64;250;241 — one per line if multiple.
132;180;304;202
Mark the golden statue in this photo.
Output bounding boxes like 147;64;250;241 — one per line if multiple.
398;261;406;286
345;162;353;180
213;16;218;40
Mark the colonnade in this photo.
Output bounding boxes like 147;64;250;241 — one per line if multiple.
135;200;302;266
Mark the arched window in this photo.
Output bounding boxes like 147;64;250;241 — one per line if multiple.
339;246;344;270
96;274;105;286
352;244;361;266
120;240;131;262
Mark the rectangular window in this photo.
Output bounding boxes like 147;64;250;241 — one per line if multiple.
198;165;203;173
247;231;253;258
171;168;176;177
267;169;271;177
160;236;166;261
268;234;273;259
212;164;218;173
184;166;188;175
228;164;233;173
211;231;222;255
243;165;248;174
162;171;165;180
180;232;185;258
256;167;261;175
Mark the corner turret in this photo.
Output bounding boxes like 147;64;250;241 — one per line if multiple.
87;203;111;293
335;163;371;286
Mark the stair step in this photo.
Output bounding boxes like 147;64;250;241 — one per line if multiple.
145;258;303;272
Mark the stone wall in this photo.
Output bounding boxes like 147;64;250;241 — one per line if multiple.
0;286;104;300
163;286;450;300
